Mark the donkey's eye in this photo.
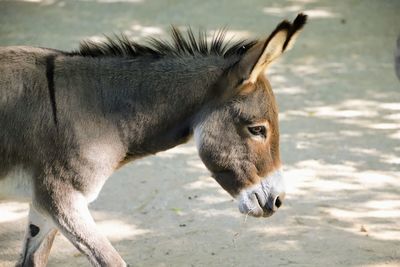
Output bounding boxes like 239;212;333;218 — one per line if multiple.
247;126;266;138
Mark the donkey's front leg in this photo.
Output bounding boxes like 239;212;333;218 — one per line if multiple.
17;204;57;267
37;188;126;267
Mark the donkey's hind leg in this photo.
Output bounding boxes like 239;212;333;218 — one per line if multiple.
16;204;57;267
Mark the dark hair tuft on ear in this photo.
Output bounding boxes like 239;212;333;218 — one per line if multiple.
293;13;308;32
282;13;308;51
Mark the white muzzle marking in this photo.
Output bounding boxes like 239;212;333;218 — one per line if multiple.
238;169;285;217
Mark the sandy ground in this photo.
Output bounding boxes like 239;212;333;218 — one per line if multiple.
1;0;400;266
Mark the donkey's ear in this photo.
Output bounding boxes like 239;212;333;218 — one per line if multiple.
235;13;307;85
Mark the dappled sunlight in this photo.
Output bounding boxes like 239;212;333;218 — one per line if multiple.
339;130;363;137
0;202;28;223
384;112;400;120
287;99;395;122
263;5;338;19
284;160;364;195
381;154;400;165
326;205;400;242
260;238;302;252
1;0;400;266
94;0;143;3
306;106;377;119
196;195;230;205
207;29;252;42
370;230;400;242
13;0;143;2
365;200;400;210
13;0;43;2
353;171;398;187
328;208;400;220
309;179;363;192
157;144;197;158
97;220;151;241
369;123;399;130
186;159;208;172
124;24;164;38
292;159;357;177
195;208;239;219
274;85;307;95
389;130;400;140
304;9;338;18
11;0;55;3
85;24;164;43
289;0;317;3
380;103;400;111
284;158;400;203
262;2;338;19
263;6;304;15
183;176;219;191
363;264;400;267
129;24;161;35
349;147;381;156
282;143;400;248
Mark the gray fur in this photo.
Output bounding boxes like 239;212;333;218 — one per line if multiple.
0;14;306;266
0;46;231;266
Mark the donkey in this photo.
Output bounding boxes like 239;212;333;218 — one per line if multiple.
0;14;307;266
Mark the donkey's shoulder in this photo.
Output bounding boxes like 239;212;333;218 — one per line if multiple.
0;45;63;54
0;46;64;64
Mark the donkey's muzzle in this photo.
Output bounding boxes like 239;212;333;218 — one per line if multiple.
238;170;285;218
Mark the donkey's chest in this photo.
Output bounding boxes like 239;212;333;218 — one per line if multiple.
0;167;33;201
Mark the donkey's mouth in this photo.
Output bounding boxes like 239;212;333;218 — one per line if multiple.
237;170;285;218
238;190;275;218
255;193;275;218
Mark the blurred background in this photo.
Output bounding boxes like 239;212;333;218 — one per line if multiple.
0;0;399;266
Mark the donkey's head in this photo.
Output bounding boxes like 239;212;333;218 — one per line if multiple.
194;14;307;217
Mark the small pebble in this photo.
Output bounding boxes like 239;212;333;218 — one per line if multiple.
360;225;368;233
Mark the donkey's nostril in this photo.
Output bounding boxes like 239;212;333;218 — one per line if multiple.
275;196;282;208
274;193;285;210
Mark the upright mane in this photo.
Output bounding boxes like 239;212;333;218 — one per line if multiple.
74;27;256;58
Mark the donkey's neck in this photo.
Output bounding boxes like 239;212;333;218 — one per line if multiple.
66;55;229;158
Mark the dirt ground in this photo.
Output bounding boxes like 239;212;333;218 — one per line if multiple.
0;0;399;266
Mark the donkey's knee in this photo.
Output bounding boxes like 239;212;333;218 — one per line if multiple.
17;205;57;267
